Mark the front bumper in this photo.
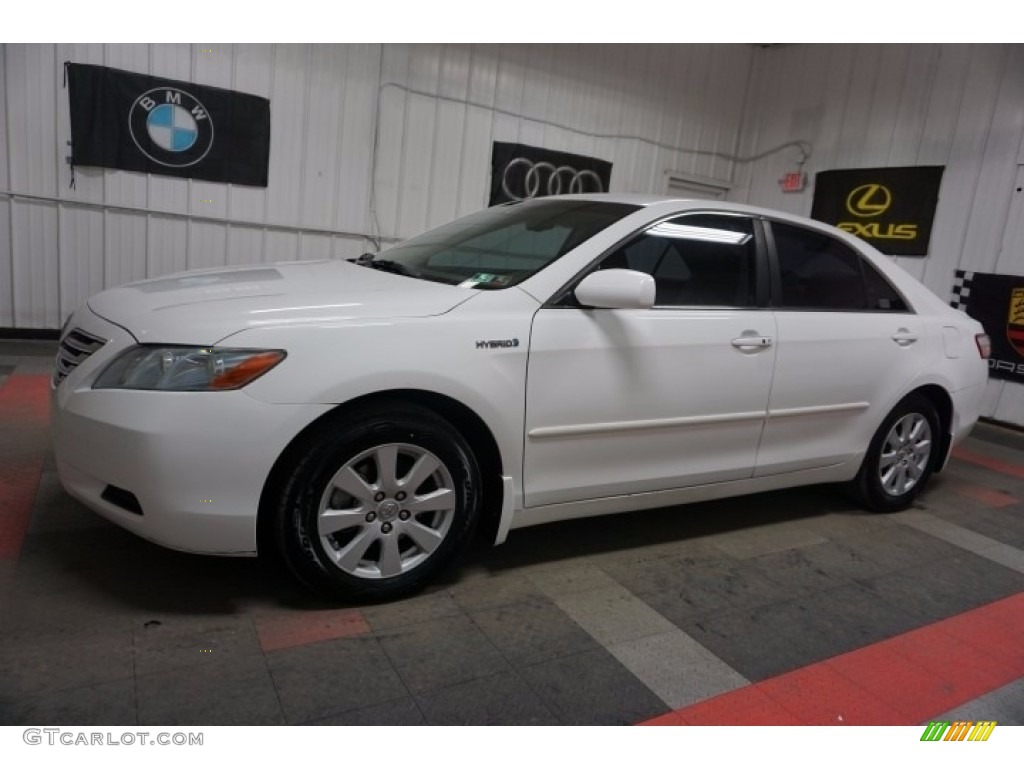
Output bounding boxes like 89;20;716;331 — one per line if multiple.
51;308;331;555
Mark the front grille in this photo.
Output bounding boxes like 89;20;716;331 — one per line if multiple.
53;328;107;386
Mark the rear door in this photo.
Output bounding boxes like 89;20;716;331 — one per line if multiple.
755;221;929;476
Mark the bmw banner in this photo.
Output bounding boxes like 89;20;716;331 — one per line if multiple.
489;142;612;206
810;166;944;256
951;269;1024;384
66;63;270;187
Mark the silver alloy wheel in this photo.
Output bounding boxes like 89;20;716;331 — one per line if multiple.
878;413;932;497
316;442;456;579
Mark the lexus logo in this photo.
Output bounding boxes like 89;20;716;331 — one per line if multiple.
501;158;604;201
129;87;215;168
845;184;892;218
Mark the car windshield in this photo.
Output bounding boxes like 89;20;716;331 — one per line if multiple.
372;199;639;288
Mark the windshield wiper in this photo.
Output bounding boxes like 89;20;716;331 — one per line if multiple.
347;253;418;278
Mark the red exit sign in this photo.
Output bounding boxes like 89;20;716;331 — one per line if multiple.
779;172;807;193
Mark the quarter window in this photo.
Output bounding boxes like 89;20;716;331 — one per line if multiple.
597;214;756;307
862;259;908;311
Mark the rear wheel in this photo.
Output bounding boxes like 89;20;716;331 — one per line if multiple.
272;402;481;601
853;394;939;513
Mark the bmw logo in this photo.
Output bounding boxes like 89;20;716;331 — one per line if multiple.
129;87;214;168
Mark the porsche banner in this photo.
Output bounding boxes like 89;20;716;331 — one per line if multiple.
811;166;944;256
950;269;1024;384
66;63;270;186
489;142;612;206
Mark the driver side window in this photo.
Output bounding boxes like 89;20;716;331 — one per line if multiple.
597;213;756;307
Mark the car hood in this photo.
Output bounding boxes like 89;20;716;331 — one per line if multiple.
87;260;474;344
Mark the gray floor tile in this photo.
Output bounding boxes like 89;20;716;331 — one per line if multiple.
760;583;930;660
856;551;1024;624
361;591;463;631
0;628;135;698
469;597;601;667
549;584;675;646
912;500;1024;548
611;557;733;625
607;629;748;709
306;697;425;725
376;613;509;694
686;558;794;612
137;657;284;726
448;572;546;612
747;546;852;597
895;509;1024;571
268;635;407;723
527;564;619;596
416;670;559;725
935;678;1024;726
709;522;828;559
831;524;973;574
678;604;815;681
132;616;262;676
790;538;898;582
789;511;899;541
0;677;137;726
521;647;666;725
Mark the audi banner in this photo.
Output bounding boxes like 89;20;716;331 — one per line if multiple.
489;142;612;206
951;269;1024;385
66;62;271;187
810;166;944;256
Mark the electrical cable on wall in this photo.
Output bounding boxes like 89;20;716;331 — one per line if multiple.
366;80;813;249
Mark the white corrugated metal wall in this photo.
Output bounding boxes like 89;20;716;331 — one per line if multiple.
2;43;1022;423
0;42;753;329
732;43;1024;425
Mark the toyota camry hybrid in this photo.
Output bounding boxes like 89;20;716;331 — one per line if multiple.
51;195;990;601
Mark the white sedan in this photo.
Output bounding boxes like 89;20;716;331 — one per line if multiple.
52;195;990;600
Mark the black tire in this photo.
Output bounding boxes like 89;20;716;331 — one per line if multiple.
853;393;940;513
271;401;481;602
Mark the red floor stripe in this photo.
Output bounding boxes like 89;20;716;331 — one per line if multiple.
254;608;370;652
953;446;1024;480
640;592;1024;726
952;483;1018;508
0;374;51;562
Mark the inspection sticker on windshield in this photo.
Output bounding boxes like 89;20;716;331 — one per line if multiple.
458;273;509;288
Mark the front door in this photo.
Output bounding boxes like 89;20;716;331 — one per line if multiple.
523;213;777;507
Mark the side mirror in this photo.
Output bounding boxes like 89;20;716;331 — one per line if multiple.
574;269;656;309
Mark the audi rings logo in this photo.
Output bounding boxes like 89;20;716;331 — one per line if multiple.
500;158;605;201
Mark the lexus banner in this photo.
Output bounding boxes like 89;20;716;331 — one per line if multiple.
951;269;1024;384
66;63;270;187
811;166;944;256
489;142;612;206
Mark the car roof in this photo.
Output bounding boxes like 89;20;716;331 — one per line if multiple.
543;192;799;218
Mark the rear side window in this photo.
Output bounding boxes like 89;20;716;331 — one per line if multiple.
598;214;756;307
771;222;909;312
772;223;867;310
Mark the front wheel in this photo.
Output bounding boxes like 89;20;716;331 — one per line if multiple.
853;394;940;513
271;402;482;602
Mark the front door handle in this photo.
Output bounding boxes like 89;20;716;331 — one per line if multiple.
731;334;774;350
892;328;918;347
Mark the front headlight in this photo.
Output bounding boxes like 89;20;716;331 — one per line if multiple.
93;346;286;391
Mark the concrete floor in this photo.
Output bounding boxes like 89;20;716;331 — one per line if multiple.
1;339;1022;726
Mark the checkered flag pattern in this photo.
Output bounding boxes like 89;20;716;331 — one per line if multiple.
950;270;975;310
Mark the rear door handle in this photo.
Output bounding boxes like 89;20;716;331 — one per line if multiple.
892;328;918;346
731;335;774;350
